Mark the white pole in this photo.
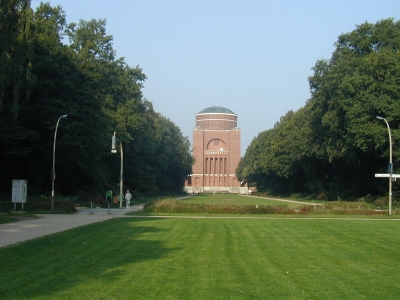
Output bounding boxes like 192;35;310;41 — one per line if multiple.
112;132;124;208
377;116;393;215
120;141;123;208
51;114;67;211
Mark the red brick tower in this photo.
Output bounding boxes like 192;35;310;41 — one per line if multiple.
186;106;242;193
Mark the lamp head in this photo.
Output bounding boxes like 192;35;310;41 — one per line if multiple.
112;133;117;152
61;114;68;118
376;116;383;120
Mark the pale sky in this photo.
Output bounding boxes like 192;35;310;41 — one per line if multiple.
32;0;400;154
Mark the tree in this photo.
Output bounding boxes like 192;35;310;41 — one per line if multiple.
0;2;194;197
0;1;68;193
307;19;400;197
0;0;35;117
239;19;400;199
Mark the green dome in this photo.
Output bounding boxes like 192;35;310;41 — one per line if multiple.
197;106;236;115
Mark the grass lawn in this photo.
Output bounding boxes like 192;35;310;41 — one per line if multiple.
0;212;37;224
181;193;309;207
1;216;400;299
0;215;16;224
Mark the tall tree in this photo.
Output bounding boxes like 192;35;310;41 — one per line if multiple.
0;0;35;117
239;19;400;199
0;3;194;197
307;19;400;197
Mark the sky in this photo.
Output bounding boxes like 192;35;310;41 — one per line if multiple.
32;0;400;154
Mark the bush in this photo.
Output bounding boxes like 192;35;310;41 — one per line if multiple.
144;200;303;215
25;199;50;212
358;194;376;203
0;195;77;214
374;197;388;207
24;198;77;213
52;201;77;214
76;190;91;203
140;199;392;216
0;199;14;212
305;193;319;200
88;195;106;207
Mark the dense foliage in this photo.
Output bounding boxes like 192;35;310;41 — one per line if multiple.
237;19;400;200
0;1;193;196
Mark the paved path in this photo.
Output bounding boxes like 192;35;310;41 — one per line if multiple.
240;194;324;206
0;204;144;248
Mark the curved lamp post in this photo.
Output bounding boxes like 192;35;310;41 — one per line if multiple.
112;132;123;208
52;114;68;211
376;116;393;215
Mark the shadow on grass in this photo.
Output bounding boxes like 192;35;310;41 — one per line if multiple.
0;217;178;299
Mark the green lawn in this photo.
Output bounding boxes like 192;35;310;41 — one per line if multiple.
182;193;309;207
1;216;400;299
0;215;16;224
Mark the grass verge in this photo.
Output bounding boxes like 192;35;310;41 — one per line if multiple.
0;211;38;224
0;215;16;224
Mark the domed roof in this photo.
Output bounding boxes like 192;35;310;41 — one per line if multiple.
197;106;236;115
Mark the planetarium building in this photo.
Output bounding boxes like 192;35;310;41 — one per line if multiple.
185;106;247;193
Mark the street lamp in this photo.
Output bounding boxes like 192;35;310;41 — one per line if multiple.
112;132;123;208
376;116;393;215
51;114;68;211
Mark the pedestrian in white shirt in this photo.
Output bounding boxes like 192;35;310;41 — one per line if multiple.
125;190;132;209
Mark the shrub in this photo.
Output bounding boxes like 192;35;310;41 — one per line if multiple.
374;197;388;207
144;200;290;215
76;190;91;203
52;201;77;214
306;193;319;200
140;199;393;216
0;196;13;212
25;199;50;212
300;206;312;214
0;195;78;214
88;195;106;207
359;194;376;203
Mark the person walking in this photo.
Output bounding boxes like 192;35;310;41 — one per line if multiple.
125;190;132;209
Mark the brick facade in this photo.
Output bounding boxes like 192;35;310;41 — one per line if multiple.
185;106;243;193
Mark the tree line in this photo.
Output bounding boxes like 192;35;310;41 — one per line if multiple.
0;1;193;196
237;19;400;200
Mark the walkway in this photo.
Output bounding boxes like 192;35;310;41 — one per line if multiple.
240;194;324;206
0;204;144;248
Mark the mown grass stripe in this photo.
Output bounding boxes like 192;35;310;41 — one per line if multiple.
1;217;400;299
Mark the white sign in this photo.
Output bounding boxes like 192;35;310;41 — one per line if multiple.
12;180;27;203
375;174;400;178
